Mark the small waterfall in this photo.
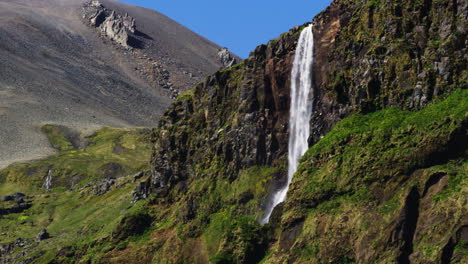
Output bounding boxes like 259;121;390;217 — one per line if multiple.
261;24;314;223
43;169;52;190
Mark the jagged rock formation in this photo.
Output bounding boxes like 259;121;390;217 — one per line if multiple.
0;192;31;216
36;229;49;242
81;0;242;99
83;1;136;48
217;47;239;68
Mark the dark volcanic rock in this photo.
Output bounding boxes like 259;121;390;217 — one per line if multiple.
1;196;13;202
136;0;467;263
141;26;304;199
93;177;116;196
309;0;467;144
36;229;50;242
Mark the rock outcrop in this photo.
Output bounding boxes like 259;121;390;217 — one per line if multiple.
0;193;31;216
36;229;50;242
83;1;137;48
217;48;239;68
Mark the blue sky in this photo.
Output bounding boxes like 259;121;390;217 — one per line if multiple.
119;0;332;58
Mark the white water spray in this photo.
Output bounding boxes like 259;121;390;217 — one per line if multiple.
43;169;52;190
261;24;314;223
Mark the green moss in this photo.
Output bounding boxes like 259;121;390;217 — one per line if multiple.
17;215;30;222
299;89;467;192
204;208;233;255
1;126;152;188
367;0;381;8
277;89;467;263
205;212;268;263
453;240;468;258
41;124;75;151
379;192;400;214
226;166;282;203
432;160;467;202
176;88;195;102
297;244;320;260
0;125;155;262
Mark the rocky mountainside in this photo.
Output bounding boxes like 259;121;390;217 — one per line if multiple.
132;0;466;262
0;0;238;169
0;0;466;263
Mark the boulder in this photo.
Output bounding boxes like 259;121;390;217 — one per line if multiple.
36;229;50;242
93;178;116;196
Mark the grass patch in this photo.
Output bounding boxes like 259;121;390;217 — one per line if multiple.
1;126;152;189
0;125;154;262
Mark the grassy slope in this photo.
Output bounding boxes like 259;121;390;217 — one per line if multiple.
267;89;467;263
0;126;153;263
1;87;466;264
89;90;466;263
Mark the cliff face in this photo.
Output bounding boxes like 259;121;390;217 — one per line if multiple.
272;89;467;263
136;26;305;203
310;0;467;143
134;0;467;263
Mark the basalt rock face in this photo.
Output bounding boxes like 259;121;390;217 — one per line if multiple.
309;0;467;144
10;0;462;262
269;0;467;262
135;0;467;263
271;89;467;264
124;27;304;263
139;26;306;201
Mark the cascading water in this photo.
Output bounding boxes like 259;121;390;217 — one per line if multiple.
261;24;314;223
43;169;52;191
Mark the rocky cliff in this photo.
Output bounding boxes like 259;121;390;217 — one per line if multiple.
310;0;467;143
131;0;467;263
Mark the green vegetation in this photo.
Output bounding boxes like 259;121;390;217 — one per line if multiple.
367;0;381;8
206;213;268;264
1;0;467;261
0;126;152;188
41;125;76;151
432;160;467;202
0;125;154;263
299;89;467;191
280;89;467;263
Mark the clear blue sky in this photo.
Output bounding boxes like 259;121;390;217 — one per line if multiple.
119;0;332;58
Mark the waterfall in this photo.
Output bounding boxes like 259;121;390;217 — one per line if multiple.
43;169;52;190
261;24;314;223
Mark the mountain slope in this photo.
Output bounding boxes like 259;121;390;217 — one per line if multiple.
0;0;236;169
